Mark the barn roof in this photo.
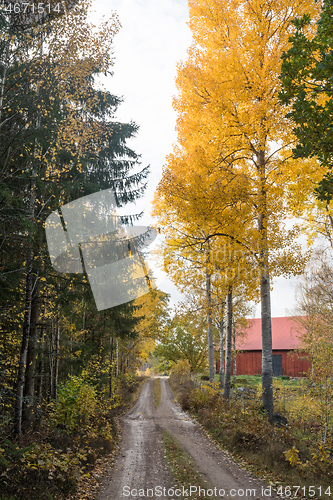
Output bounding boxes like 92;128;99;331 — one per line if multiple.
234;316;306;350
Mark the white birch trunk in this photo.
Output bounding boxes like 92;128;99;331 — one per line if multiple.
219;302;225;388
233;326;237;383
258;149;274;418
206;271;214;382
223;286;232;400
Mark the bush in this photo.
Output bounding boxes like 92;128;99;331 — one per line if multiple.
180;393;191;411
171;359;191;375
235;377;249;385
188;387;221;412
117;372;139;394
0;373;145;500
53;376;97;432
284;438;333;478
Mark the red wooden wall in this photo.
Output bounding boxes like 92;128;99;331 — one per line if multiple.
216;350;311;377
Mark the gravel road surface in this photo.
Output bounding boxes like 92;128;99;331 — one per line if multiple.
97;378;282;500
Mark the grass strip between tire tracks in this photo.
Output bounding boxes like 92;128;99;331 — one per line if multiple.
162;429;217;500
153;377;161;408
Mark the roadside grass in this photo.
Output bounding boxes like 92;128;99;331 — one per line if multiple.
196;374;306;404
163;430;217;500
169;373;333;500
0;374;147;500
130;374;149;405
168;373;197;400
204;373;304;388
153;377;161;408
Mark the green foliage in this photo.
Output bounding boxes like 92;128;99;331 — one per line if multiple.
155;313;208;372
53;376;97;432
0;454;8;468
153;359;171;375
116;372;140;395
279;0;333;200
0;374;143;500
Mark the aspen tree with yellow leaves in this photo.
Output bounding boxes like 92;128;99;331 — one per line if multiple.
151;217;221;382
153;140;255;382
154;0;325;418
129;289;171;373
152;182;257;386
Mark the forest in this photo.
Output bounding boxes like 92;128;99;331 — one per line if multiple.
0;1;171;497
1;0;333;498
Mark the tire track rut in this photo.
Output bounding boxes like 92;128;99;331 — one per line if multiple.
97;378;282;500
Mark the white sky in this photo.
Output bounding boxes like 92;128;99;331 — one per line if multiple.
90;0;300;318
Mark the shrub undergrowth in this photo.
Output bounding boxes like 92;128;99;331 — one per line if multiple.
0;373;143;500
168;373;333;500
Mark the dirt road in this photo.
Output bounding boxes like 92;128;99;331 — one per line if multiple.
97;378;281;500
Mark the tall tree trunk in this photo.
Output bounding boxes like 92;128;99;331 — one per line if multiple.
219;302;225;388
233;325;237;383
53;312;60;401
258;149;274;418
14;255;34;435
223;286;232;400
22;280;41;426
261;264;273;417
36;290;47;404
15;149;39;433
36;326;44;405
109;335;114;397
48;318;54;402
14;37;43;434
0;39;9;126
116;339;119;377
206;271;214;382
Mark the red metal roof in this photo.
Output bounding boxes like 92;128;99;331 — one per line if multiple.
235;316;306;350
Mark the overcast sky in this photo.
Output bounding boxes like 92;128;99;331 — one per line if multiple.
89;0;301;318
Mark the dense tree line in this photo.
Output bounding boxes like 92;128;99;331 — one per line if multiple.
0;0;159;437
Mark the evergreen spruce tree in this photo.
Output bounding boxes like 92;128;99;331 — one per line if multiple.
0;2;149;434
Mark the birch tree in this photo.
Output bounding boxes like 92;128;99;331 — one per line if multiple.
154;0;322;418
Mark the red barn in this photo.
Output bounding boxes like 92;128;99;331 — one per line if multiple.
216;316;311;377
